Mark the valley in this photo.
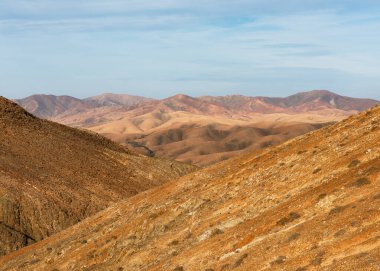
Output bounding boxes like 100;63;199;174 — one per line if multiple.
0;97;196;256
15;90;379;165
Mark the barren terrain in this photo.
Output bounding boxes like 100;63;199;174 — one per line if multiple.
2;103;379;270
0;97;196;256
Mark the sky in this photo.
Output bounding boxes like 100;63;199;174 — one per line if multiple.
0;0;380;99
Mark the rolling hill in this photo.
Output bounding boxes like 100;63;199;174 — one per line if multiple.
15;90;379;165
0;97;196;256
119;119;330;165
1;104;379;270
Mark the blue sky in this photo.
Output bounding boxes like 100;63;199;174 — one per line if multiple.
0;1;380;99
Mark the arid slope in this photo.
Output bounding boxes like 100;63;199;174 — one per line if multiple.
1;105;379;270
0;97;196;256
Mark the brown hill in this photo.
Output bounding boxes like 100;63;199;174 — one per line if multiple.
1;104;379;270
122;121;330;165
0;97;196;256
87;110;343;166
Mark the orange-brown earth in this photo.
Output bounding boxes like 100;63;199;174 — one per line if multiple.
16;90;379;166
121;121;330;165
0;97;196;256
1;104;379;270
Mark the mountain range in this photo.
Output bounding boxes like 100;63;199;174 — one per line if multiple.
15;90;379;165
1;96;379;270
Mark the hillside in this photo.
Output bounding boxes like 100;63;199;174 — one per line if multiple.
1;104;379;270
0;97;196;256
120;119;330;165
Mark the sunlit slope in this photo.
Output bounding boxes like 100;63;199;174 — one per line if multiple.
2;105;379;270
0;97;196;256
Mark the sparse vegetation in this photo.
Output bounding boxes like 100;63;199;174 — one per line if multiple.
233;253;248;267
317;193;327;201
348;159;360;168
271;256;286;265
329;205;348;216
211;228;224;237
169;240;180;246
310;256;323;266
220;264;230;270
334;229;345;237
288;232;301;242
277;212;301;226
353;178;371;187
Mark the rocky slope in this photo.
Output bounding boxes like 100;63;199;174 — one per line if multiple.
1;104;379;270
0;97;196;256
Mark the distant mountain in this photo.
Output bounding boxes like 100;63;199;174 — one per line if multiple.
15;90;379;165
83;93;155;107
16;90;379;122
158;94;231;116
14;94;92;118
15;93;154;119
200;90;379;113
3;103;379;271
0;97;196;256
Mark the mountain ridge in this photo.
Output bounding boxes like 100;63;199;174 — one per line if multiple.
14;90;380;165
15;90;379;120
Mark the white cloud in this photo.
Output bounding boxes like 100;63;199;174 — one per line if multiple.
0;1;379;99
